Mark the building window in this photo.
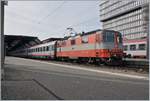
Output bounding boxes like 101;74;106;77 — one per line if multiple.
138;44;146;50
130;44;136;51
123;45;128;51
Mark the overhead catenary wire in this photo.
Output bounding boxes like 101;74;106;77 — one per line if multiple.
37;1;67;24
26;1;67;34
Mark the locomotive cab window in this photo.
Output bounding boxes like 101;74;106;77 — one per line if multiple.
103;31;114;42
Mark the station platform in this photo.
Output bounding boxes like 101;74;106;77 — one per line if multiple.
2;63;58;100
2;56;149;100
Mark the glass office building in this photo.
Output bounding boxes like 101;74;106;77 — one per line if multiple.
99;0;149;58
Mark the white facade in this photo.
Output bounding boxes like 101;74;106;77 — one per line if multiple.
99;0;149;58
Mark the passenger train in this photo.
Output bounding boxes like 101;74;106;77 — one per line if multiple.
10;29;124;65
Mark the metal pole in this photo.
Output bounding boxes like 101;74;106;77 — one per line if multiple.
146;2;149;59
148;1;150;60
1;1;7;79
1;1;4;79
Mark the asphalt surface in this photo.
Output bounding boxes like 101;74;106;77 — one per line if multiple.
2;56;149;100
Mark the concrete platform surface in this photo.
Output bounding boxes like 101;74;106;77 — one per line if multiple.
2;80;58;100
2;56;149;100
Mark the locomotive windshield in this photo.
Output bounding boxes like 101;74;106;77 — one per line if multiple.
103;31;122;43
103;31;114;42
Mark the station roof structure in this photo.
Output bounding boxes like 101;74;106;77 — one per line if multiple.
41;37;63;44
5;35;41;52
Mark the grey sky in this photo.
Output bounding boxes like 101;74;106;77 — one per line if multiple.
5;1;101;40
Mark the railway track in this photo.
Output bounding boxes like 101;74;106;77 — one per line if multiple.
33;58;149;73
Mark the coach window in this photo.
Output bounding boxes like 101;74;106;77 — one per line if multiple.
43;47;46;51
51;45;53;51
139;44;146;50
49;46;51;50
71;39;76;45
82;35;88;43
52;45;55;50
40;47;42;52
41;47;43;52
44;46;47;51
130;44;136;51
46;46;49;51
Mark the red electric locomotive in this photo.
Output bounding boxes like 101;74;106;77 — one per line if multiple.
10;29;124;65
56;29;124;64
